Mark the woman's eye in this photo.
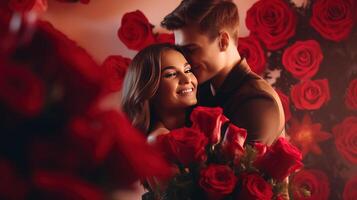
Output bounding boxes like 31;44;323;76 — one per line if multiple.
163;72;176;78
185;68;193;73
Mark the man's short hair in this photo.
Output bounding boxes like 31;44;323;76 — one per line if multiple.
161;0;240;42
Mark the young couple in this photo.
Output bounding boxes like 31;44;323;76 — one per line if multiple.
122;0;285;148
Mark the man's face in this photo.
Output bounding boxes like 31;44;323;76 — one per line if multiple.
174;26;225;84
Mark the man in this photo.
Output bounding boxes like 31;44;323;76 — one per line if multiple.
161;0;285;146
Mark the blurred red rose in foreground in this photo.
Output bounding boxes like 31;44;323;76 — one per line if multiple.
0;64;45;117
0;9;172;199
9;0;47;13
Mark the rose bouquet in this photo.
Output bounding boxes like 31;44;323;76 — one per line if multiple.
144;106;303;200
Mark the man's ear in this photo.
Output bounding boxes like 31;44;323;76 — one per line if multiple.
218;31;230;51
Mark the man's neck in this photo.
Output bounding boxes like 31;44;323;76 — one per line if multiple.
211;51;241;91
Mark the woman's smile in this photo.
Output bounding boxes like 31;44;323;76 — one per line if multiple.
177;87;195;96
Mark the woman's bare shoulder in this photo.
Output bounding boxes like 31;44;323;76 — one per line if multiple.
147;127;170;144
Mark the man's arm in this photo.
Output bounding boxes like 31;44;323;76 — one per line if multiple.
229;96;289;199
230;97;282;146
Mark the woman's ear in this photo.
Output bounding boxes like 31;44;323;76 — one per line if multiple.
218;31;230;51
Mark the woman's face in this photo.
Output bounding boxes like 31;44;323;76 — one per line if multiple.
153;49;198;109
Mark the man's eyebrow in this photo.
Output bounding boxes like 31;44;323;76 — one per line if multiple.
181;44;197;49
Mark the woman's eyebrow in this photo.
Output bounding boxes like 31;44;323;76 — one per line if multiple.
162;63;190;72
161;66;176;72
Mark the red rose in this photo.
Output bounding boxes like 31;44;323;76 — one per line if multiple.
25;21;103;116
37;21;104;115
221;123;247;160
310;0;356;42
69;110;125;164
275;89;292;122
156;127;208;167
118;10;155;51
0;65;45;117
291;169;330;200
255;137;303;181
9;0;47;13
238;35;266;75
345;79;357;111
343;176;357;200
33;171;104;200
282;40;323;80
156;33;175;44
332;116;357;164
0;12;10;36
236;173;273;200
199;164;237;200
0;159;28;200
246;0;297;50
0;10;34;56
102;55;131;92
0;1;11;14
290;79;330;110
190;106;229;145
71;110;172;185
29;138;87;173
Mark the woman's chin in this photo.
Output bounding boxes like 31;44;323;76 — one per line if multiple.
181;99;198;107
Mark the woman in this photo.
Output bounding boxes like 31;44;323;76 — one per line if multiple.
121;43;198;199
121;43;198;138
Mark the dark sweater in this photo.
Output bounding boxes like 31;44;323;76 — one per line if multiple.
198;58;285;146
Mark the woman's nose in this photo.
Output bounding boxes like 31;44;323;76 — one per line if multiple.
179;73;191;84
